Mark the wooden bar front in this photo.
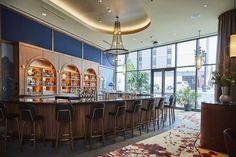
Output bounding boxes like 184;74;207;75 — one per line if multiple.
3;97;160;140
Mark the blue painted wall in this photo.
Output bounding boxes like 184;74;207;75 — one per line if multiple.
102;52;114;67
2;8;52;50
84;43;101;63
99;66;114;91
54;31;82;58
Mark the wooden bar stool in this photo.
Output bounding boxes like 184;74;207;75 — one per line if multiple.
164;95;176;126
55;104;74;152
154;98;164;129
126;100;142;137
0;102;20;149
20;103;45;152
109;101;126;143
141;99;155;133
85;103;105;148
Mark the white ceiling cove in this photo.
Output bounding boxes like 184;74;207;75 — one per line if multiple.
0;0;234;51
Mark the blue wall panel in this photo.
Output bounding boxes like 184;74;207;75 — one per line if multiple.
102;52;114;68
54;31;82;58
99;66;114;91
84;43;101;63
2;8;52;49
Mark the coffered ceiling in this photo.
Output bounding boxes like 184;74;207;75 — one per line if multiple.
0;0;234;51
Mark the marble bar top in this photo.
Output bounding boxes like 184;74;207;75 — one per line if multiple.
0;95;165;105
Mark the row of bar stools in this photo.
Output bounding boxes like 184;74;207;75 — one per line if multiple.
20;103;45;152
0;102;20;150
126;100;142;137
141;99;156;133
109;101;126;143
85;103;105;149
55;104;74;152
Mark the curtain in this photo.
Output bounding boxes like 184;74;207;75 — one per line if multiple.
216;9;236;101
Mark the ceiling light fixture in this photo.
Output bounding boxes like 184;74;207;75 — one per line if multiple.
42;13;47;16
104;16;129;66
195;30;205;70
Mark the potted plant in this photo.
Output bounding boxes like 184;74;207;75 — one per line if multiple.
176;87;200;111
211;71;236;102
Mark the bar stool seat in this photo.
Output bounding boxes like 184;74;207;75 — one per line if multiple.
20;103;45;152
55;104;74;152
109;101;126;143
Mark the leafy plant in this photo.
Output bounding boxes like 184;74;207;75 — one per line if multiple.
211;71;236;86
176;87;200;105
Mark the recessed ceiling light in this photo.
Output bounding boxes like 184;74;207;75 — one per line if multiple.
191;13;200;19
203;4;208;8
98;20;102;23
140;41;143;43
106;8;112;13
42;13;47;16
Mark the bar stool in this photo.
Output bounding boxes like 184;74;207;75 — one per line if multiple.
20;103;45;152
0;102;20;149
154;98;164;129
109;101;126;143
141;99;155;133
126;100;142;137
164;95;176;126
85;103;105;148
55;104;74;152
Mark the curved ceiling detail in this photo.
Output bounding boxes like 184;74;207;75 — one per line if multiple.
43;0;151;34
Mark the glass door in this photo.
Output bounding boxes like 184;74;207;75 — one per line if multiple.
151;68;175;96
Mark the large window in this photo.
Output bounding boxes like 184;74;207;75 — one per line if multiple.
177;40;196;67
138;49;151;70
152;45;175;69
115;35;217;110
116;72;125;91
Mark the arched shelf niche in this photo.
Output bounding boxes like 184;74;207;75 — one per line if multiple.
83;68;97;91
26;58;56;95
61;64;81;95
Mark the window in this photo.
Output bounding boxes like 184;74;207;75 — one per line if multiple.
138;49;151;70
137;71;151;94
126;71;137;92
199;36;217;65
176;67;196;107
197;65;216;109
177;40;196;67
116;55;126;72
126;52;137;71
116;72;125;91
152;45;175;69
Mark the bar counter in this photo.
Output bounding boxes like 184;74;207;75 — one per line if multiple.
201;101;236;153
2;95;163;140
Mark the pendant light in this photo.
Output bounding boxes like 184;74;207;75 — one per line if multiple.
230;0;236;57
196;30;203;70
104;16;129;66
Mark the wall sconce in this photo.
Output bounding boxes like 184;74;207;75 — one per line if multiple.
21;64;26;69
230;34;236;57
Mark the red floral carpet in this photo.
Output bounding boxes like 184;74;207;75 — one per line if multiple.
96;111;227;157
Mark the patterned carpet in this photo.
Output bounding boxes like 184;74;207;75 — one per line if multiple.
96;111;228;157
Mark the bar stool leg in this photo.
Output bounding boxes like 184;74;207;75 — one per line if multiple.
101;118;105;146
123;115;126;140
55;122;60;152
131;114;134;137
20;121;25;152
33;122;36;152
89;120;92;149
15;118;20;142
69;121;74;151
138;112;142;135
113;117;116;143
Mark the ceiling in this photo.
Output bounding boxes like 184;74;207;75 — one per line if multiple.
0;0;234;51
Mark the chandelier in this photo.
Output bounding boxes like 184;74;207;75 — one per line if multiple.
104;16;129;66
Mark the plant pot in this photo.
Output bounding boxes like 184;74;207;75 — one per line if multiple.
184;104;192;111
219;86;231;103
